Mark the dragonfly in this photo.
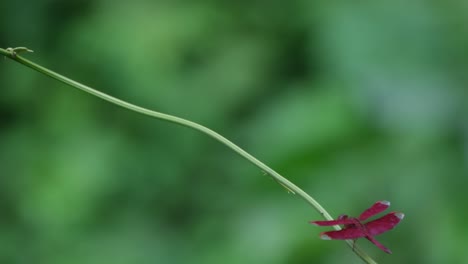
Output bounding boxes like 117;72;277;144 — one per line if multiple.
310;201;404;254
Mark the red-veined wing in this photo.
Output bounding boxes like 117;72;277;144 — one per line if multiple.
359;200;390;221
310;215;354;226
365;211;404;236
365;236;392;254
318;226;367;240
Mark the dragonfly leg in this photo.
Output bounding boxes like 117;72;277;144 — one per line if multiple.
351;239;358;252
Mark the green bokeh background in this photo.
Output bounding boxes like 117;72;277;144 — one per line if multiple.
1;1;467;263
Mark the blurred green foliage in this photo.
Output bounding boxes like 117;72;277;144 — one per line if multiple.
1;1;468;263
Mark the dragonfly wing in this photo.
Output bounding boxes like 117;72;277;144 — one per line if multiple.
365;212;405;236
310;215;354;226
365;236;392;254
359;201;390;221
319;226;367;240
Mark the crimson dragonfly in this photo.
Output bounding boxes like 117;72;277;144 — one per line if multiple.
310;201;404;254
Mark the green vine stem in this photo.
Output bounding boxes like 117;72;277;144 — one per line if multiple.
1;47;377;264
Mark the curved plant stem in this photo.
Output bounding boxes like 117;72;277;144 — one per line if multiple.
0;47;377;264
